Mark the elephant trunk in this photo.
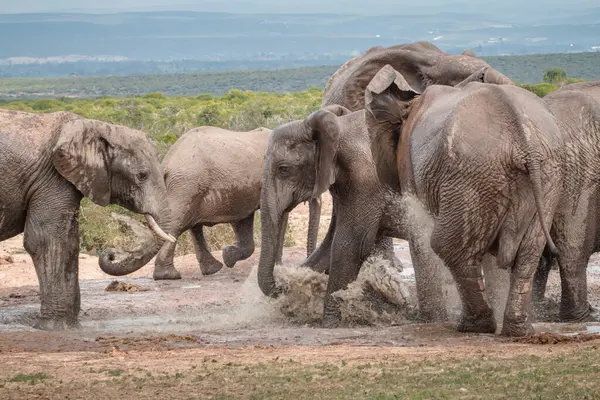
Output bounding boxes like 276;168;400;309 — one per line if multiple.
257;191;288;298
99;211;173;276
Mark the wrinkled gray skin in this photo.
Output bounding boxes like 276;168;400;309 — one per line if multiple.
530;82;600;322
308;42;510;263
267;41;512;326
367;65;564;336
258;104;415;327
99;126;296;279
0;109;171;330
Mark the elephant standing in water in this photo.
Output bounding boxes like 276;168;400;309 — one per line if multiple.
366;65;563;336
99;126;305;280
0;109;173;330
258;41;513;327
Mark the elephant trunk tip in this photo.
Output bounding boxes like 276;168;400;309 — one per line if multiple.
258;277;283;299
98;248;129;276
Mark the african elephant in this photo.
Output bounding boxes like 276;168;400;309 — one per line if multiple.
98;125;301;280
529;82;600;322
261;42;513;327
0;109;173;330
257;104;417;327
366;65;563;336
307;41;512;274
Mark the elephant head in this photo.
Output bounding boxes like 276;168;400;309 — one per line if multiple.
51;117;176;275
364;64;511;192
322;41;513;112
257;105;348;297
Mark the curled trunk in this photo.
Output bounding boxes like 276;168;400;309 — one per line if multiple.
99;212;173;276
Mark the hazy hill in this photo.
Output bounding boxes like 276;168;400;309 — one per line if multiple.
0;10;598;68
0;51;598;99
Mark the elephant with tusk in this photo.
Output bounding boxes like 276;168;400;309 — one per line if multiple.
0;109;172;330
98;125;311;280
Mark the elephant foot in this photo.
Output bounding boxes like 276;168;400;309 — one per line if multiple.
153;265;182;280
321;307;342;328
33;316;81;331
559;304;600;323
500;321;535;337
322;314;341;328
457;312;497;334
200;260;224;276
222;245;243;268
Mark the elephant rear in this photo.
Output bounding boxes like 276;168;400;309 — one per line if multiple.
162;125;272;225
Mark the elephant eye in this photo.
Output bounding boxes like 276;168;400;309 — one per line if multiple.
277;165;291;177
137;171;149;182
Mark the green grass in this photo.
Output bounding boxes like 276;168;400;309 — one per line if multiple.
3;347;600;398
8;373;49;385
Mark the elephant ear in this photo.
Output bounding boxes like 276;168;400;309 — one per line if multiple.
52;119;116;206
304;109;341;199
365;64;420;191
455;66;513;88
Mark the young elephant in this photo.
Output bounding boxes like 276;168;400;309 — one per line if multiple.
0;109;173;330
366;65;563;336
99;126;296;280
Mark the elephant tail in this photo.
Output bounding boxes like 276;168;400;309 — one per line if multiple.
527;156;558;256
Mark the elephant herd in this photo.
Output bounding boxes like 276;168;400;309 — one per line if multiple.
1;41;599;337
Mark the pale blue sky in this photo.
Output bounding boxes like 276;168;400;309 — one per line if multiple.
1;0;593;15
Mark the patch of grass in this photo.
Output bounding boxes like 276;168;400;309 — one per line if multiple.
107;369;121;377
4;347;600;398
8;373;49;385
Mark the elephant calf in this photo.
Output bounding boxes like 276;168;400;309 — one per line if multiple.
0;109;173;330
99;126;303;280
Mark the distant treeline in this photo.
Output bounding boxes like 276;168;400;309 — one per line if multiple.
0;52;598;100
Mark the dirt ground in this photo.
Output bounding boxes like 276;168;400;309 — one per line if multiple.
2;193;600;398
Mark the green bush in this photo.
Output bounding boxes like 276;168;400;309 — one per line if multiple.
20;89;314;257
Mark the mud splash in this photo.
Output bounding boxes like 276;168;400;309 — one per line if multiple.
269;255;411;326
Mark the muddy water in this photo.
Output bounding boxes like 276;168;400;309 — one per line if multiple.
1;240;600;352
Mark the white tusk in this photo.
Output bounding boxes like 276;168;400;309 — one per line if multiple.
145;215;176;243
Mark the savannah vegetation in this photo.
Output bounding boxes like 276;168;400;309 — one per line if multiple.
0;68;585;256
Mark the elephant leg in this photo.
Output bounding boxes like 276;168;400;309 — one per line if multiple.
222;213;256;268
300;196;337;274
446;260;496;334
321;202;379;328
24;192;82;330
557;255;596;322
153;228;183;280
532;252;553;305
501;232;549;337
408;233;449;322
190;224;223;276
430;217;495;333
